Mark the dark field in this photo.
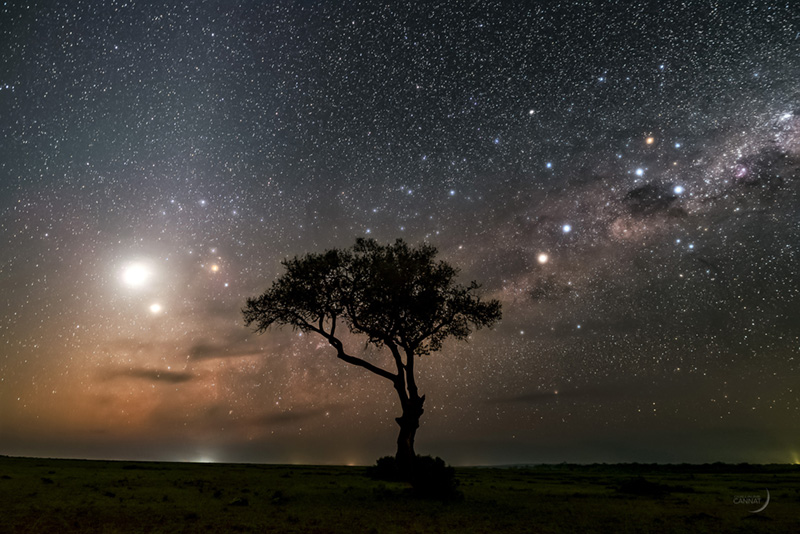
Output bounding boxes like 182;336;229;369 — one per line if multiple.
1;456;798;533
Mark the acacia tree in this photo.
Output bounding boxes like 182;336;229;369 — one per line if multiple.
242;238;501;469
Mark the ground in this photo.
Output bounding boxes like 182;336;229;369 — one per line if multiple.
1;456;798;533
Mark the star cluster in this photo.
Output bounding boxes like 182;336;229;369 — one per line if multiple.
1;1;799;464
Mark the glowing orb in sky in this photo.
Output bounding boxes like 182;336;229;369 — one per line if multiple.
645;136;655;145
537;253;549;264
122;262;152;287
149;303;162;314
210;264;220;272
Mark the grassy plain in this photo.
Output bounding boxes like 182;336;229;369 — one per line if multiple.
1;456;798;533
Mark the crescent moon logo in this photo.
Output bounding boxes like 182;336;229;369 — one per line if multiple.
750;489;770;513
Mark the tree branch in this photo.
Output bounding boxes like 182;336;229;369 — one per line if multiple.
294;317;397;382
416;307;459;350
331;341;397;382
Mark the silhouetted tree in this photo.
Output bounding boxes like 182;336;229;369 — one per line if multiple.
243;238;501;471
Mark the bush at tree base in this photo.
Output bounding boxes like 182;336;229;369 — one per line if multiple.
366;455;462;500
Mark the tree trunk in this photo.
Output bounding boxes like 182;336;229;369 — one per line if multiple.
395;396;424;475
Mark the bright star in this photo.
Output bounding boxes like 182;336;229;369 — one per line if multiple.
635;168;645;176
562;224;572;233
122;263;152;288
149;303;162;314
673;185;684;195
537;253;549;264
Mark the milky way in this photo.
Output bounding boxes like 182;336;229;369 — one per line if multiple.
1;1;799;464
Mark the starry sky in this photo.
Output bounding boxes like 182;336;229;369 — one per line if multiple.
1;1;799;466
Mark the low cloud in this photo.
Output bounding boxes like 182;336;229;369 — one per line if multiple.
188;342;263;361
99;367;195;384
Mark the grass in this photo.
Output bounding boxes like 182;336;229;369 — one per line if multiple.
1;456;798;533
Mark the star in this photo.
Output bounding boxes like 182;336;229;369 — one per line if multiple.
122;263;152;288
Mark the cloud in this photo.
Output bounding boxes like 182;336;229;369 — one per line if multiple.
99;367;195;384
186;319;295;360
189;342;254;360
187;341;265;361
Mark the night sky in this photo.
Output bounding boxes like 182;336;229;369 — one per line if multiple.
1;1;799;466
